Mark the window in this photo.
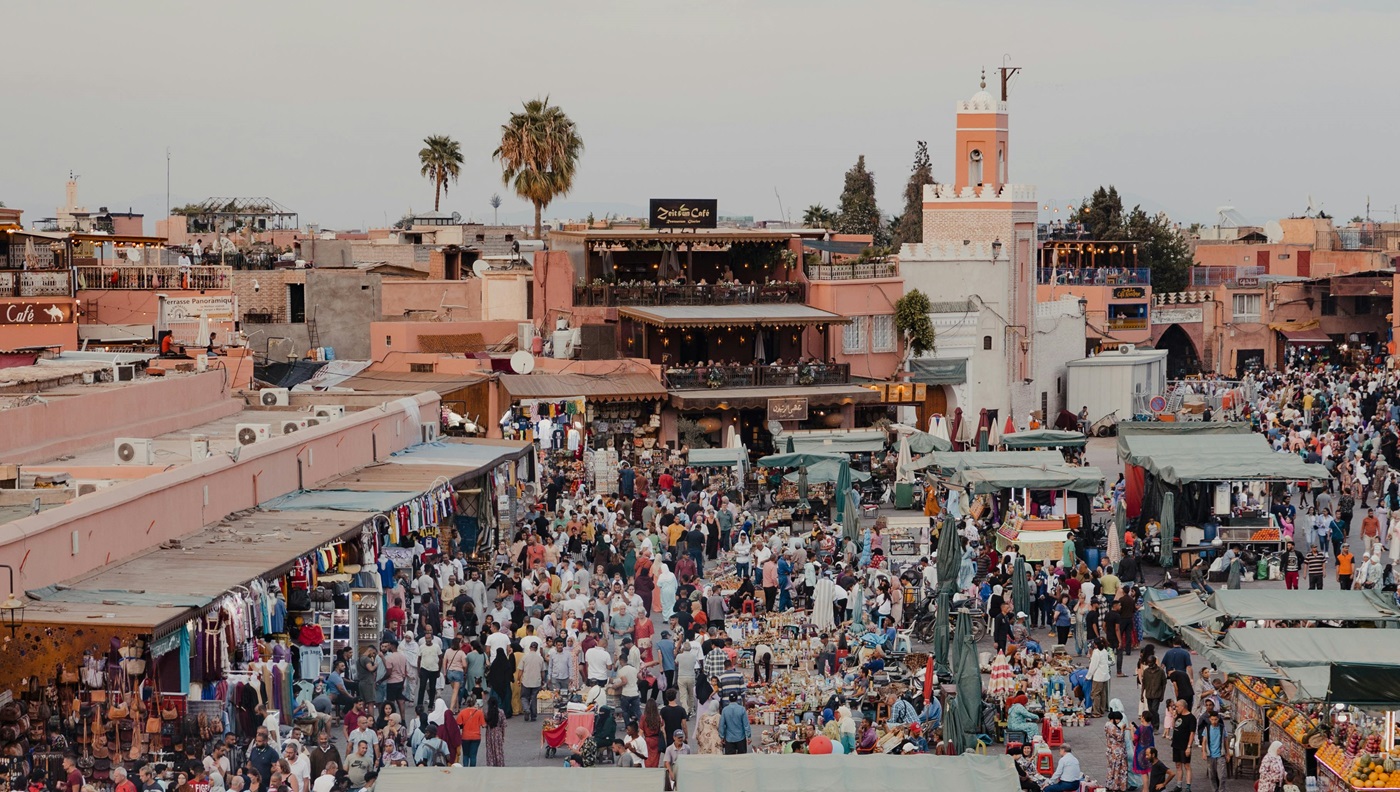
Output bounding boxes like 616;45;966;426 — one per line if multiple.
1232;293;1261;322
409;363;435;373
842;316;868;354
983;335;993;350
1355;296;1374;315
871;315;895;353
1321;294;1337;316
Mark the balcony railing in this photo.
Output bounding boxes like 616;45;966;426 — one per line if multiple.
1189;266;1264;287
0;270;73;297
74;265;232;291
1107;317;1149;331
573;281;805;307
1037;267;1150;286
805;261;898;280
665;362;849;390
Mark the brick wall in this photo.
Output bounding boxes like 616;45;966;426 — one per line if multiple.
230;270;304;322
923;208;1015;245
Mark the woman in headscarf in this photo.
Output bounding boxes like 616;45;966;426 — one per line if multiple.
485;646;515;717
728;578;757;616
694;697;722;755
634;562;655;617
434;698;462;764
483;698;507;767
1258;741;1286;792
837;704;857;754
657;562;679;620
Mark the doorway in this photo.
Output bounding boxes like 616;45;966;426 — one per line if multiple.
287;283;306;323
1156;324;1200;379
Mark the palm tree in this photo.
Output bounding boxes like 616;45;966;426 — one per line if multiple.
803;204;835;228
489;193;502;225
418;135;464;212
493;97;584;239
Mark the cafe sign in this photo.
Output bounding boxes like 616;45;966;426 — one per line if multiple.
1112;286;1147;300
767;396;808;421
163;295;235;322
650;199;718;229
0;301;73;325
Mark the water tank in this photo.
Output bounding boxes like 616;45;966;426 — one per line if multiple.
551;330;573;359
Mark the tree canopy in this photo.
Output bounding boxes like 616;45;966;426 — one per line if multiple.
802;204;836;229
895;289;937;358
1077;185;1192;293
493;97;584;239
835;155;887;246
418;135;464;213
892;141;935;248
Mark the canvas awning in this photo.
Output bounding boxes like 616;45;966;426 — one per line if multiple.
674;753;1019;792
909;450;1064;474
786;429;886;454
910;357;968;385
669;384;879;411
1206;589;1400;622
375;767;662;792
801;239;870;255
1118;431;1330;485
1147;591;1227;630
688;447;748;468
950;463;1104;495
1280;327;1334;345
1002;429;1088;449
619;304;849;328
784;460;872;484
385;438;531;470
499;372;665;401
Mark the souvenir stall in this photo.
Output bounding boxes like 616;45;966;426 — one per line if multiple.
502;396;588;452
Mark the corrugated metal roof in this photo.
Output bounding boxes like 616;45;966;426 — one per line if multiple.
618;304;849;328
337;368;486;395
500;372;666;401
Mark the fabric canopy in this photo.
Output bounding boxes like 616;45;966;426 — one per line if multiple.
688;447;749;468
1201;646;1293;680
1222;628;1400;667
674;754;1018;792
376;767;662;792
910;357;968;385
1147;590;1226;631
261;489;420;512
909;450;1063;474
801;239;870;255
784;460;871;484
949;463;1104;495
786;429;887;454
386;439;530;469
1002;429;1087;449
1281;327;1333;345
891;423;953;454
1118;431;1331;485
1206;589;1400;622
757;451;848;469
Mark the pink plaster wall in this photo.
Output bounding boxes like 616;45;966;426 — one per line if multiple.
79;289;237;343
371;320;522;360
0;392;439;593
804;278;903;379
0;372;243;463
379;280;480;319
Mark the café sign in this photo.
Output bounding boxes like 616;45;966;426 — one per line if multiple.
767;396;808;421
650;199;718;229
1112;286;1147;300
0;301;73;325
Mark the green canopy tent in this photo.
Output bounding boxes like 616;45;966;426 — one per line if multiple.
1001;429;1088;449
688;447;749;471
783;461;871;485
909;450;1065;475
1206;589;1400;622
948;608;983;753
1012;555;1030;618
948;463;1105;495
1159;490;1176;568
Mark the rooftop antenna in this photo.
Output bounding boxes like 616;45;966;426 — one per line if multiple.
999;56;1020;102
774;187;788;226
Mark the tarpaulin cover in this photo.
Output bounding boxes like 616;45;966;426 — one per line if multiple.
1222;628;1400;666
688;447;749;468
909;450;1064;474
1145;589;1225;635
674;754;1019;792
386;440;529;468
757;452;848;469
1207;589;1400;622
949;463;1105;495
787;429;887;454
376;767;662;792
1201;647;1291;680
26;586;213;610
1323;664;1400;707
1117;432;1330;485
910;357;968;385
1001;429;1088;449
261;489;420;512
784;461;871;484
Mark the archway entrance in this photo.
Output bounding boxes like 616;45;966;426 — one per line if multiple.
1157;324;1200;379
917;384;951;429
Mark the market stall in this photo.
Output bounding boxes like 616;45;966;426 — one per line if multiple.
1000;429;1088;449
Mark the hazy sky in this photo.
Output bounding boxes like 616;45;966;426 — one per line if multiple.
4;1;1396;232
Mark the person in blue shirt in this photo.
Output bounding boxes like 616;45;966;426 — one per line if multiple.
655;631;677;691
888;694;919;726
718;695;751;754
777;555;793;612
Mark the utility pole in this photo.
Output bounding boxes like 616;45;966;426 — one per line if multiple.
999;59;1021;102
165;147;171;227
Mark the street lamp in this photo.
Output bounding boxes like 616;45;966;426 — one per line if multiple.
0;564;24;639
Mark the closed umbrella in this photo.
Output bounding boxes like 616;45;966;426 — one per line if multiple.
842;489;860;542
896;432;914;484
1159;491;1176;569
950;407;964;451
934;588;954;680
930;415;950;444
949;608;983;753
785;435;795;453
936;513;960;594
976;408;990;452
1107;497;1126;565
832;458;853;526
1012;555;1030;617
797;465;810;509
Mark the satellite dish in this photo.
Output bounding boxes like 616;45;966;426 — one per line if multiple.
767;420;785;438
472;260;491;278
451;211;461;223
509;350;536;374
1264;220;1284;244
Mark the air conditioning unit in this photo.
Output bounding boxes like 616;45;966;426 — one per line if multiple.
190;435;211;461
421;424;439;443
114;438;153;465
278;419;308;435
259;388;290;406
75;480;116;497
236;424;272;446
311;404;345;421
518;322;536;352
1117;344;1136;354
303;417;321;428
112;363;137;382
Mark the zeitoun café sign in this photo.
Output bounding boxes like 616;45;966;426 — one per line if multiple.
650;199;718;229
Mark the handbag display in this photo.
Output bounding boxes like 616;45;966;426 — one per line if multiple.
90;689;107;703
107;690;129;721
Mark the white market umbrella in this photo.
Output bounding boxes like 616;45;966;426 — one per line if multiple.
725;423;742;449
930;415;950;443
896;432;914;484
987;416;1002;448
195;313;211;347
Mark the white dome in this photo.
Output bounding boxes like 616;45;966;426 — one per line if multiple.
970;90;993;108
